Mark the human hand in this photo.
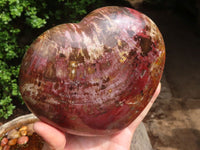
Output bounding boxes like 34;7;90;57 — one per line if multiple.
34;83;161;150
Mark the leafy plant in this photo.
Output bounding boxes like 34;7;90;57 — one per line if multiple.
0;0;102;119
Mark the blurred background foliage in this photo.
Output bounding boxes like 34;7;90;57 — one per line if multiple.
0;0;199;119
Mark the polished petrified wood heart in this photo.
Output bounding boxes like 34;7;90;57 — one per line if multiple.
19;6;165;136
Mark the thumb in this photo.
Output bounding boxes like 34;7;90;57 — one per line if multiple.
34;121;66;150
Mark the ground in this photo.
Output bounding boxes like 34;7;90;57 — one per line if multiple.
0;5;200;150
141;7;200;150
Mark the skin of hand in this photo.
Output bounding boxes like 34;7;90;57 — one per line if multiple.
34;83;161;150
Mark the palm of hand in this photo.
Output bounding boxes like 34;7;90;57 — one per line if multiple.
35;121;136;150
63;127;134;150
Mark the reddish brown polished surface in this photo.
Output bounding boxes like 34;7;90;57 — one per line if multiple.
19;6;165;136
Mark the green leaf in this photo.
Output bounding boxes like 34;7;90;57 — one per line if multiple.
10;28;20;34
12;83;18;96
0;12;12;24
25;7;37;16
9;4;23;18
26;15;46;28
8;0;19;5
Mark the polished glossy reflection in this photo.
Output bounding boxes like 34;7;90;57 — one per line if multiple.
19;6;165;136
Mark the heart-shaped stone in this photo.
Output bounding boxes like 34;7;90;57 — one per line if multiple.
19;6;165;136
